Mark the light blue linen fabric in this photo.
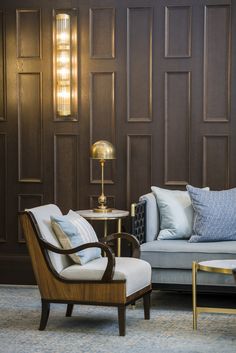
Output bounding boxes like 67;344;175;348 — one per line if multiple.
151;186;208;240
187;185;236;242
51;215;101;265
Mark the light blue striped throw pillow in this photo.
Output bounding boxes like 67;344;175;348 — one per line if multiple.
51;210;101;265
187;185;236;243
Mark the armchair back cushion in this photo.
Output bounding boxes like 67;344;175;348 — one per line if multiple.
28;204;72;273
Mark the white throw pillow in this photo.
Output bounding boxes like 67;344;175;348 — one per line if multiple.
151;186;209;240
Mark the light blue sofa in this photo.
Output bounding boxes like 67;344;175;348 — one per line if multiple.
131;192;236;293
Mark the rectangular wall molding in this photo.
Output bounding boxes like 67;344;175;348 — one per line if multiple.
89;8;115;59
203;5;231;122
90;72;115;184
203;135;229;189
127;7;153;122
165;6;192;58
127;134;152;207
18;72;43;183
0;133;6;242
54;134;79;213
18;194;43;243
164;71;191;186
16;9;41;58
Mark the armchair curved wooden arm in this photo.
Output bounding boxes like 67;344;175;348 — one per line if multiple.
100;232;140;259
37;237;115;281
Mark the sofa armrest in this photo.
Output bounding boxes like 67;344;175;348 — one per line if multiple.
130;200;146;244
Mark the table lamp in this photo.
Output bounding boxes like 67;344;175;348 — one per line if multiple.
90;140;115;212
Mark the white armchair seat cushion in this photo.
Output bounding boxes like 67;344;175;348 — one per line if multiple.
60;257;152;296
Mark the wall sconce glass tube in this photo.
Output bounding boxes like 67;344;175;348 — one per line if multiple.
53;10;78;120
56;14;71;116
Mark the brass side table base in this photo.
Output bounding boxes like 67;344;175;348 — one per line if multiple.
192;260;236;330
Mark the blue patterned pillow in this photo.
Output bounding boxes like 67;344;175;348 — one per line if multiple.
187;185;236;243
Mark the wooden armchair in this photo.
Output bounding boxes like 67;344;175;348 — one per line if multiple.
19;204;152;336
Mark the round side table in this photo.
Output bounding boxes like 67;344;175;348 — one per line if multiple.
76;209;129;256
192;259;236;330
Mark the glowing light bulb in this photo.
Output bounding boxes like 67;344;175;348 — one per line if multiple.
57;52;70;64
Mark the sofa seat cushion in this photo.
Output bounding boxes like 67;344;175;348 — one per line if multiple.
60;257;152;296
140;240;236;270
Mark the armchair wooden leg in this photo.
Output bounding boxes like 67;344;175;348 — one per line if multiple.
118;305;126;336
66;304;74;317
39;299;50;331
143;292;150;320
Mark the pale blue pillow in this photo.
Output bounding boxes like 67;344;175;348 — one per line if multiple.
51;214;101;265
151;187;196;240
187;185;236;242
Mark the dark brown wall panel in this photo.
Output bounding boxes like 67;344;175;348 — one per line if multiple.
90;72;115;184
54;134;79;213
16;9;41;58
203;5;231;121
18;73;42;182
89;8;115;59
165;6;192;58
0;11;5;120
127;135;152;206
165;72;190;186
0;133;6;242
203;135;229;189
18;194;43;242
127;7;152;122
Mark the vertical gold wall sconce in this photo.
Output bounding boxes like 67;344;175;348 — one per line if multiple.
53;9;78;120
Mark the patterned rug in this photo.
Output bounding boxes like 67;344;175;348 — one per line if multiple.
0;285;236;353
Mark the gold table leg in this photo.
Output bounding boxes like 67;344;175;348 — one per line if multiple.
117;219;121;257
104;220;107;238
192;261;197;330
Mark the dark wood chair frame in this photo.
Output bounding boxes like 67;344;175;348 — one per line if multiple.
19;211;152;336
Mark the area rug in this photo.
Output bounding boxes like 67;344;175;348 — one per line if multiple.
0;285;235;353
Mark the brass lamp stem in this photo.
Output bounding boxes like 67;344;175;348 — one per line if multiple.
101;159;105;197
93;159;112;212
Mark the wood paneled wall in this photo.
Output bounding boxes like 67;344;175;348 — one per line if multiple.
0;0;235;284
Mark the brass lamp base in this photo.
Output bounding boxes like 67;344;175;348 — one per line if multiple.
93;207;113;213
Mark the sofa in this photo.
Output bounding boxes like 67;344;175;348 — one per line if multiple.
131;191;236;293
